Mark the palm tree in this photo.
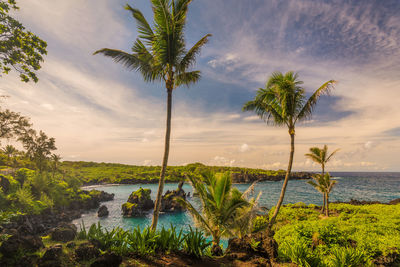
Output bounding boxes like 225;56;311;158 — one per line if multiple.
177;171;249;255
3;144;16;160
243;71;336;229
308;173;336;216
305;145;339;213
94;0;211;230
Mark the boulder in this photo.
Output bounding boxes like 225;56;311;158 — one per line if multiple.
0;233;44;256
160;181;187;212
121;188;154;217
50;222;77;242
90;252;122;267
97;205;109;217
226;230;278;263
75;242;100;261
38;244;63;267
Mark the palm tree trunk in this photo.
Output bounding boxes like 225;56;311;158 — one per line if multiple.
268;132;295;228
325;193;329;217
151;88;173;231
321;193;326;213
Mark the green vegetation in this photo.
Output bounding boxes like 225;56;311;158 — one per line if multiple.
76;222;211;258
273;203;400;266
94;0;211;231
243;71;336;229
0;0;47;82
59;161;287;184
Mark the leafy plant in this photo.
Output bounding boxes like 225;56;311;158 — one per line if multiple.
329;246;373;267
156;225;183;253
279;240;323;267
182;226;211;258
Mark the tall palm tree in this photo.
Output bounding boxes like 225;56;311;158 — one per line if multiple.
243;71;336;229
177;171;249;255
308;172;336;216
94;0;211;230
305;145;339;212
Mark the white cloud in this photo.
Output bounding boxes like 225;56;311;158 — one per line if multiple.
239;143;250;152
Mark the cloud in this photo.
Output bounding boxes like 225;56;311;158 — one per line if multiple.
239;143;250;153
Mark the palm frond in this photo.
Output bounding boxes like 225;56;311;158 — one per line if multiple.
125;4;154;43
296;80;337;122
175;71;200;87
177;34;211;72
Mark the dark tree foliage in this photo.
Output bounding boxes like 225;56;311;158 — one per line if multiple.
0;108;32;140
0;0;47;82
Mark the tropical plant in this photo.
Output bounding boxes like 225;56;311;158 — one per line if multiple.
305;145;339;213
182;226;211;258
278;240;322;267
50;154;61;179
308;173;337;216
243;71;336;228
19;130;56;173
94;0;211;230
177;171;249;255
329;246;373;267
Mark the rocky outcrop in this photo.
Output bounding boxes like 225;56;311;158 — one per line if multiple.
389;198;400;205
38;244;64;267
225;230;278;264
0;233;44;256
231;171;312;183
75;242;100;261
97;205;109;217
90;252;122;267
121;188;154;217
50;222;77;242
160;181;187;212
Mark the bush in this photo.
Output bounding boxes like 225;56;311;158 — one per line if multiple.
182;226;211;258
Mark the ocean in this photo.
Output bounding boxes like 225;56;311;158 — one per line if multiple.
73;172;400;236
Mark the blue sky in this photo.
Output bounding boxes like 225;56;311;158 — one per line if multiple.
2;0;400;171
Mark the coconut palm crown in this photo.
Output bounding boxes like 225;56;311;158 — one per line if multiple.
243;71;336;228
305;145;339;175
94;0;211;230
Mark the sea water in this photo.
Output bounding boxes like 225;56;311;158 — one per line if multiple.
73;172;400;244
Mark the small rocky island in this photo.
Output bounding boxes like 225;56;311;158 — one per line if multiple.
121;188;154;217
122;183;187;216
160;181;187;212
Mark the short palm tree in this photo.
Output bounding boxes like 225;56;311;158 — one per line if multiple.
3;145;16;160
94;0;211;230
243;71;336;228
308;172;336;216
305;145;339;213
51;154;61;179
177;171;249;255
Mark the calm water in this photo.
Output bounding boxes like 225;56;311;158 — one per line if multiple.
73;173;400;235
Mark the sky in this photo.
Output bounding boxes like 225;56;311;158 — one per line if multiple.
2;0;400;171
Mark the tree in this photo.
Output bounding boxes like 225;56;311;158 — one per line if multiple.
243;71;336;229
0;108;32;141
0;0;47;82
308;173;336;216
94;0;211;230
305;145;339;213
50;154;61;179
19;130;56;173
2;144;16;159
177;171;249;255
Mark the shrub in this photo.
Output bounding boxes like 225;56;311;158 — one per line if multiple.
328;246;373;267
182;226;211;258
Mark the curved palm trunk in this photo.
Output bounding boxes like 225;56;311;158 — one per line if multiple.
325;193;329;217
268;133;295;229
151;88;173;231
321;165;325;213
